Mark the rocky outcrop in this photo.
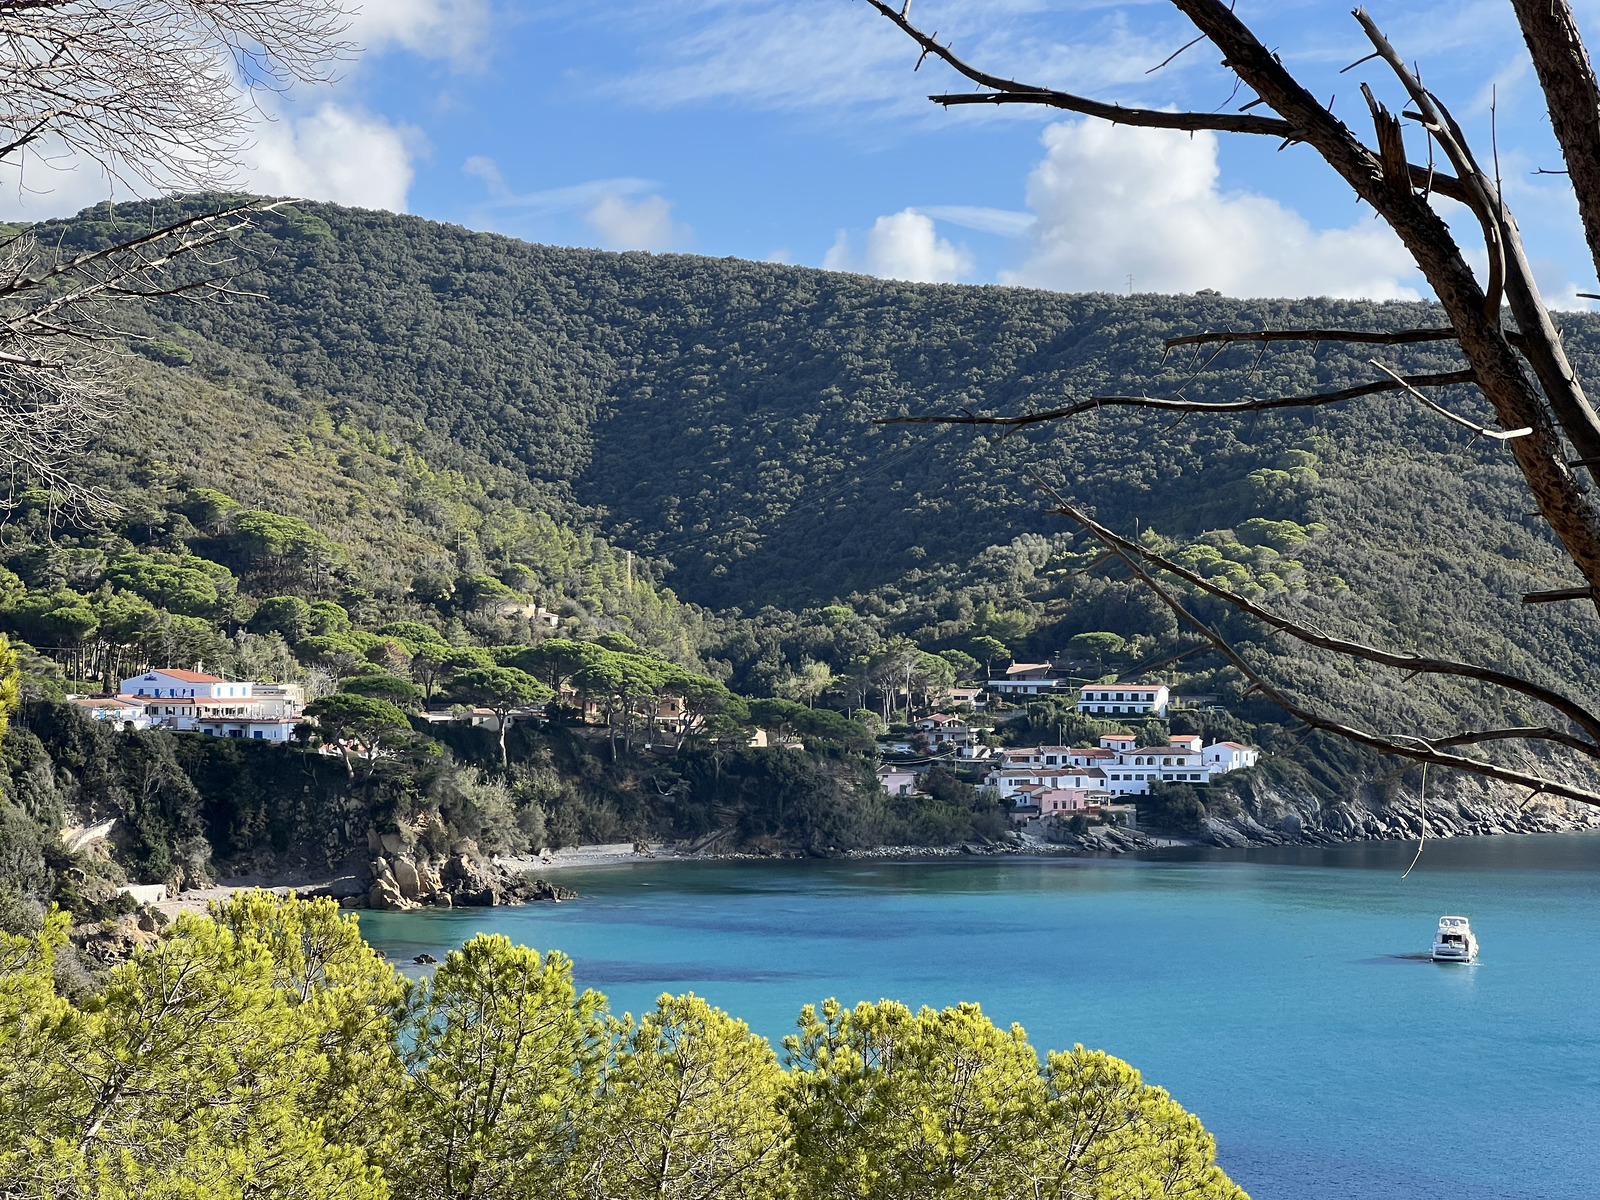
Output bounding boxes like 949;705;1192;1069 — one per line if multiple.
324;853;576;910
1179;777;1600;851
438;854;577;907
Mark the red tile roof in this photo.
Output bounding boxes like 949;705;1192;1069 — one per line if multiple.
142;668;224;683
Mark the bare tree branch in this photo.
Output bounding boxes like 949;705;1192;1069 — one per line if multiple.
1431;727;1600;757
1165;327;1463;350
1056;494;1600;808
874;371;1478;432
1509;0;1600;290
1031;486;1600;747
859;0;1297;137
1368;359;1531;439
0;1;354;510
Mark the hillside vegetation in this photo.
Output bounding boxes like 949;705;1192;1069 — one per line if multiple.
0;197;1594;916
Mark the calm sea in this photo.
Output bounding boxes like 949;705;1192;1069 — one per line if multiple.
361;834;1600;1200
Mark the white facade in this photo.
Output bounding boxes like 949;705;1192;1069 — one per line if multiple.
1204;741;1260;773
877;767;917;796
988;663;1068;697
195;716;299;742
1076;684;1170;716
71;696;154;730
122;669;253;700
119;670;302;738
1099;744;1210;795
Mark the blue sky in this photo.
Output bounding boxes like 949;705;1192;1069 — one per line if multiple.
7;0;1600;304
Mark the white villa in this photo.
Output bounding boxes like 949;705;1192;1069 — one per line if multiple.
1204;741;1260;773
987;663;1069;697
1076;683;1170;717
115;669;305;741
987;733;1255;798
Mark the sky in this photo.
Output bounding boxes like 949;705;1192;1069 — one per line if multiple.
4;0;1600;306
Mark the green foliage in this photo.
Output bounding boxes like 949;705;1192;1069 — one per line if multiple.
340;673;423;708
0;894;1244;1200
785;997;1244;1200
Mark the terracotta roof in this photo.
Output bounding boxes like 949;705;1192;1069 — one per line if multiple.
138;668;224;683
1212;741;1252;750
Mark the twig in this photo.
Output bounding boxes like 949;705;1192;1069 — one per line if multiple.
1401;763;1427;878
1368;359;1530;439
877;370;1479;433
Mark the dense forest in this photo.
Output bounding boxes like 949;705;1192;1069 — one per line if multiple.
1;196;1596;922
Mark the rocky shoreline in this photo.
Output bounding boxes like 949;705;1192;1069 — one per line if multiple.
136;792;1598;931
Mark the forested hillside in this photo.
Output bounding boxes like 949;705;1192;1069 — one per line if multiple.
103;197;1600;729
1;196;1595;920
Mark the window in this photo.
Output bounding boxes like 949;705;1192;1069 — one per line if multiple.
252;730;263;739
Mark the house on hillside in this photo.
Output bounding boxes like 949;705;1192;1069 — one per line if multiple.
876;767;917;796
1099;739;1210;795
122;668;247;701
1076;683;1170;717
70;696;153;730
1204;741;1260;773
988;663;1068;698
120;669;304;737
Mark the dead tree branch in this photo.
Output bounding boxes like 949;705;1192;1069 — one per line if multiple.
1056;495;1600;807
876;371;1478;433
1031;486;1600;747
0;0;354;510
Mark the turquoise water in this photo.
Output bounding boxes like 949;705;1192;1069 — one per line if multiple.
361;834;1600;1199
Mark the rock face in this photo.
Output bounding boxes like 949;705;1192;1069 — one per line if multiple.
391;856;422;901
438;855;577;907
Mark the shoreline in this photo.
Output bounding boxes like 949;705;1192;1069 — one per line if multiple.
155;818;1600;917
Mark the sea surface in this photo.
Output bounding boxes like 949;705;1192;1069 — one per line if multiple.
360;834;1600;1200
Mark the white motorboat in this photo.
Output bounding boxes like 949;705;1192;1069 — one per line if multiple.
1431;915;1478;963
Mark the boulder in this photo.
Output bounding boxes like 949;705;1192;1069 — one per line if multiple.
392;856;422;901
1200;817;1251;848
380;831;405;855
369;878;415;911
366;828;382;853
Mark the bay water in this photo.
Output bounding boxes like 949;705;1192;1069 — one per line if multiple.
361;834;1600;1199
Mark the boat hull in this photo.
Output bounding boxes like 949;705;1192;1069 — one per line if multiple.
1432;940;1478;963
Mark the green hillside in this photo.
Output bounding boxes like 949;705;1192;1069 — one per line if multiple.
0;196;1595;916
101;200;1598;714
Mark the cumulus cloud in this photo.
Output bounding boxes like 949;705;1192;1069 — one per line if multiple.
245;103;416;211
1000;120;1420;299
348;0;492;67
0;98;417;218
584;192;688;252
824;210;973;283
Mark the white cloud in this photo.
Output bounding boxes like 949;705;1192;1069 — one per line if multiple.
348;0;492;67
463;154;508;199
915;205;1034;237
0;146;128;220
244;103;416;211
584;192;687;251
610;1;1193;123
1000;120;1420;299
824;210;973;283
0;98;418;217
463;163;659;216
